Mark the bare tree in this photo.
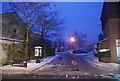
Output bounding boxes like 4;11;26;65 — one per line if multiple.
9;2;64;59
52;35;65;52
32;11;64;37
32;10;64;57
9;2;50;61
72;31;87;49
86;42;97;52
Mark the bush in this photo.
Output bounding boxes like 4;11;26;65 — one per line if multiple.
2;43;24;65
46;48;55;56
97;50;111;58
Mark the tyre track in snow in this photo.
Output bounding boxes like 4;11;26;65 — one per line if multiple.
70;54;107;75
32;52;110;75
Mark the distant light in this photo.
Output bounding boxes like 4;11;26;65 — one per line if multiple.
70;52;73;53
70;37;75;42
71;60;77;65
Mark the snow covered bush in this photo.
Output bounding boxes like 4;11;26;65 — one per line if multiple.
2;43;24;65
0;50;7;66
99;49;110;52
97;49;111;58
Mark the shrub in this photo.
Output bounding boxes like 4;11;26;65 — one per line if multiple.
2;43;24;64
97;50;111;58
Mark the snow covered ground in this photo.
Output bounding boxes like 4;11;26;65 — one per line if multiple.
0;52;120;79
85;53;119;72
0;56;57;74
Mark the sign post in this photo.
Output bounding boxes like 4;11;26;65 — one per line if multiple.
34;46;42;63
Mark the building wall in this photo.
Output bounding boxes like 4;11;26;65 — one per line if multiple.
98;39;109;50
99;18;119;63
98;2;119;63
0;39;24;64
0;12;25;64
118;18;120;38
108;18;119;62
2;12;25;40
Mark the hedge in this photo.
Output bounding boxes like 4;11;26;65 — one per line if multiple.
96;50;111;58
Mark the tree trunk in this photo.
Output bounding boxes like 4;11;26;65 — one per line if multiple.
24;23;30;61
41;37;46;58
44;45;46;57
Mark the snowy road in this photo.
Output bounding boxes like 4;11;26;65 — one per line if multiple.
31;52;119;77
1;52;119;79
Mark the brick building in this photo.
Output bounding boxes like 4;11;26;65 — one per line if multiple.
98;2;120;63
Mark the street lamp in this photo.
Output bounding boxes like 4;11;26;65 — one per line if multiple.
70;37;75;42
70;36;75;51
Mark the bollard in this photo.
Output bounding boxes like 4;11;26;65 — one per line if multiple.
36;59;40;63
23;61;27;68
36;57;40;63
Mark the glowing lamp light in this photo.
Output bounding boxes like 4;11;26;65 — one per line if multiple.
70;37;75;42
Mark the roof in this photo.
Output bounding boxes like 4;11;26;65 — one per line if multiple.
100;2;119;21
0;12;16;15
1;12;25;24
34;46;42;49
0;37;24;42
98;38;108;44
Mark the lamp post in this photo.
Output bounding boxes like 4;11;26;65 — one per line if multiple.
70;36;75;50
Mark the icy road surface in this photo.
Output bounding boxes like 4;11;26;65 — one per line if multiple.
1;52;119;79
31;52;119;76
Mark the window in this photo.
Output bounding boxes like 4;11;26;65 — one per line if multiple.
13;29;17;33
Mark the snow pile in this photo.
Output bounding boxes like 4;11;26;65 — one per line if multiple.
85;54;119;72
99;49;110;52
0;37;24;42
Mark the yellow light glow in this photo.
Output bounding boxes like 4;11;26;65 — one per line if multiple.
70;37;75;42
